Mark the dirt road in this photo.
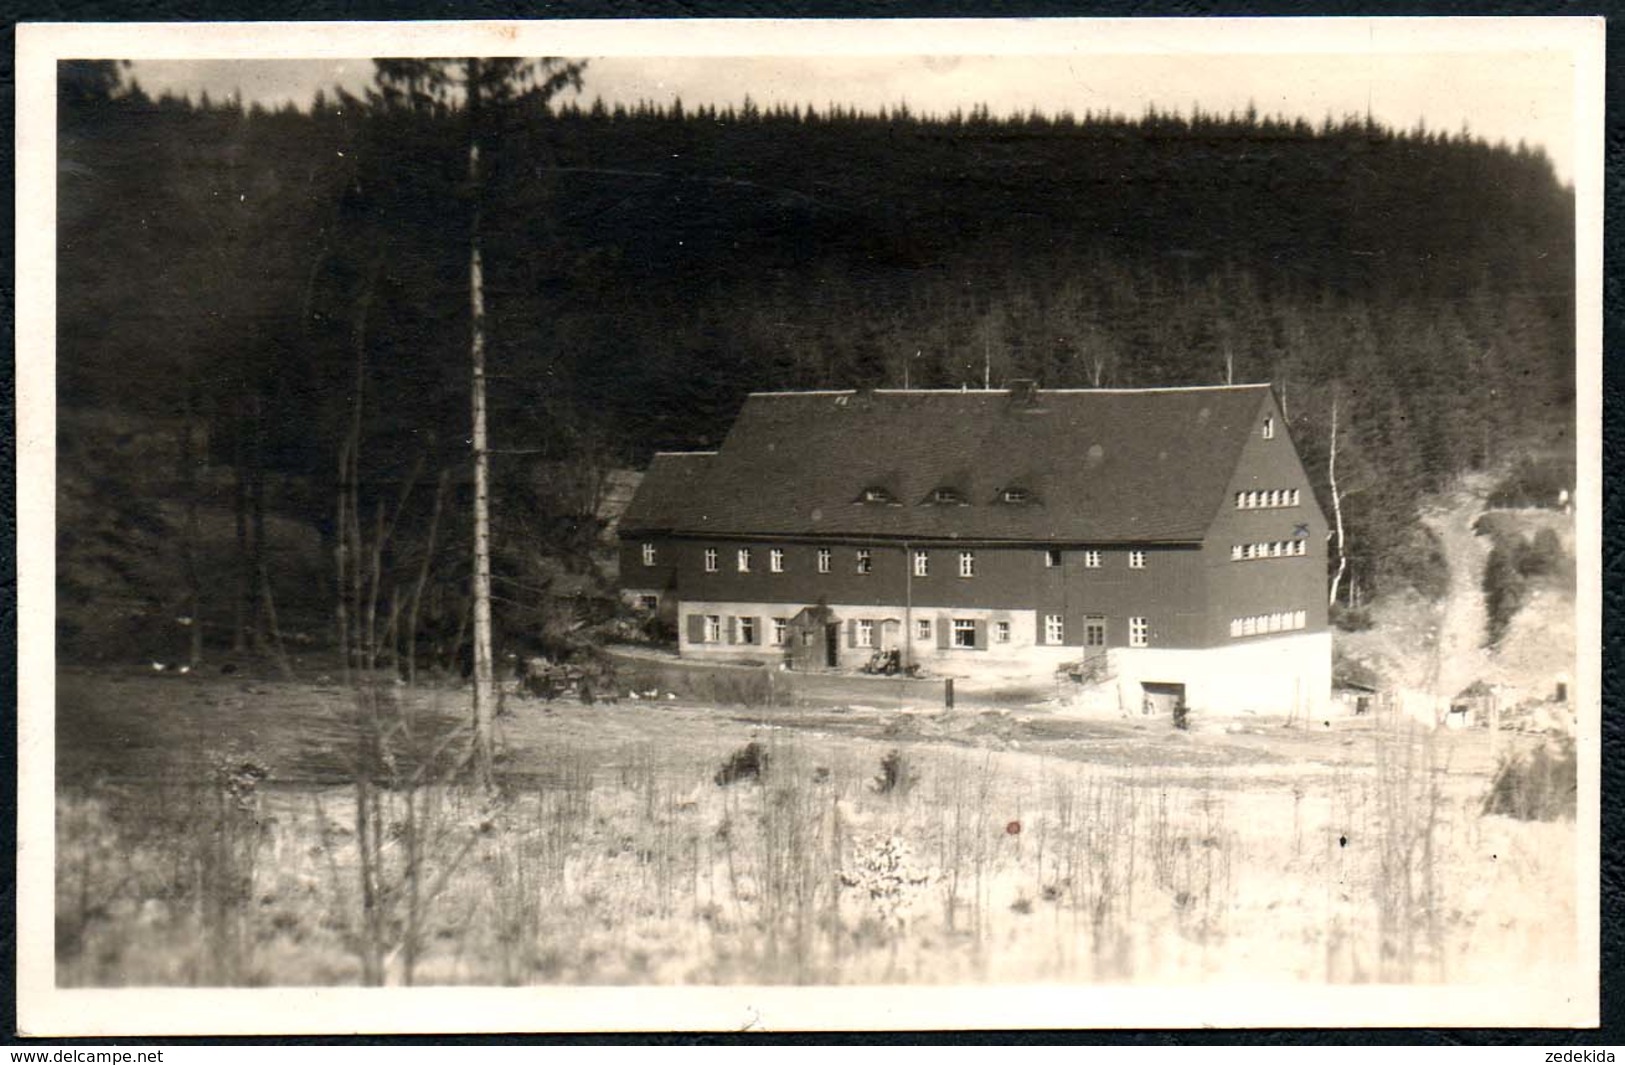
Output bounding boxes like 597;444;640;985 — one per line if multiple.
1419;474;1495;700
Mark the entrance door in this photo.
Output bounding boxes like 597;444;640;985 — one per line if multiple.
825;622;841;668
1140;681;1186;716
1083;616;1107;661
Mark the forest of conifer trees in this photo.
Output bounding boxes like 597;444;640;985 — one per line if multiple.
55;58;1576;645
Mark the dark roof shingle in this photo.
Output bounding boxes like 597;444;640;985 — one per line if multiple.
630;386;1272;543
617;451;716;533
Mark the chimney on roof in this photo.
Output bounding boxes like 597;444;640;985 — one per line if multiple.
1006;379;1040;408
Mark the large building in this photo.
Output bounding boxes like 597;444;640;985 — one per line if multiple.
619;383;1330;717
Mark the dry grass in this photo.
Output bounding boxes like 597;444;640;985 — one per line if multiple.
55;674;1577;988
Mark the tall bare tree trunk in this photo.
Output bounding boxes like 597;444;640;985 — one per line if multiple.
336;434;351;684
468;60;497;788
405;469;449;689
178;395;205;669
232;393;250;653
1328;390;1349;609
249;393;266;649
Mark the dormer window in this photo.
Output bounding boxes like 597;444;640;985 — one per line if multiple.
859;486;893;504
1001;487;1032;504
932;487;965;505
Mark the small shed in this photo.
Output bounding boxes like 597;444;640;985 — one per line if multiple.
1451;679;1503;729
784;603;836;672
1333;660;1385;717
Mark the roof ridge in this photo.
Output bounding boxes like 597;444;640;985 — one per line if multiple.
746;384;1273;397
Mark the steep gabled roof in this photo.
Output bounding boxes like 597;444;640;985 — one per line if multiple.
617;451;716;534
635;385;1272;543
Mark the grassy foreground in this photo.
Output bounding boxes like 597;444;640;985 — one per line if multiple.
55;667;1576;987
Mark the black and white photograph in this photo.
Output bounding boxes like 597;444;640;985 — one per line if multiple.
15;17;1602;1035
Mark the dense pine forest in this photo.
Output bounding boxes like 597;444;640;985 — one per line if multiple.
55;59;1575;656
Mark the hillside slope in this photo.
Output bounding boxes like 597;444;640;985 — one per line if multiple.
1336;469;1575;718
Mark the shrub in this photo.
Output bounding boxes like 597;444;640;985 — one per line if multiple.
872;748;918;795
714;740;768;786
1483;738;1577;821
1482;541;1527;647
1487;457;1574;510
1396;524;1451;602
1517;527;1566;579
1330;603;1374;632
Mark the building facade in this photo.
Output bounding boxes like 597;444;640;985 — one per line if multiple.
618;384;1330;717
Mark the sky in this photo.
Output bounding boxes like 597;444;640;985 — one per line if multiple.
127;48;1579;184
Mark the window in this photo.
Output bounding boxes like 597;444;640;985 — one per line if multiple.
704;615;722;643
959;551;976;578
1262;416;1275;440
1129;550;1146;569
916;618;932;641
737;548;752;573
738;617;757;644
704;548;719;573
1084;616;1106;649
1084;550;1101;569
1229;610;1308;638
637;594;659;612
932;487;963;504
855;620;874;648
1129;617;1148;647
1044;614;1064;645
855;549;872;575
771;618;788;645
1045;549;1063;568
770;548;785;573
1234;540;1310;562
952;618;977;648
641;542;657;566
1238;486;1299;509
913;550;929;578
861;486;892;504
817;548;831;574
1002;487;1031;504
995;620;1011;644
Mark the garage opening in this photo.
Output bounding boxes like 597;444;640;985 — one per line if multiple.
1140;681;1186;717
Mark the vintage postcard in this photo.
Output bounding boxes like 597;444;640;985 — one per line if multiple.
15;17;1603;1035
